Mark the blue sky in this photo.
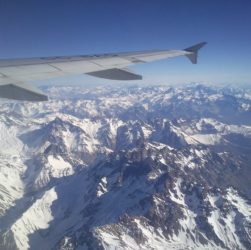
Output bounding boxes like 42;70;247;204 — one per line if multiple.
0;0;251;85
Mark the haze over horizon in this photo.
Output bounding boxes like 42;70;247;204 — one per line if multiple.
0;0;251;85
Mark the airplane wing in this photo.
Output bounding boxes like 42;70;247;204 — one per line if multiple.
0;42;206;101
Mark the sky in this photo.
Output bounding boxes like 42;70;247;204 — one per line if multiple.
0;0;251;85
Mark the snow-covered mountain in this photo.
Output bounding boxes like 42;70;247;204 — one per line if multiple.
0;84;251;250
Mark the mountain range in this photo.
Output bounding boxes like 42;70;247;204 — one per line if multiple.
0;84;251;250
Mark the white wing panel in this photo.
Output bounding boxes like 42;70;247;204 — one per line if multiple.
2;72;69;82
92;57;130;67
50;61;100;73
0;64;58;77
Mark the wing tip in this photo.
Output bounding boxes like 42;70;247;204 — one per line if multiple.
184;42;207;64
185;42;207;52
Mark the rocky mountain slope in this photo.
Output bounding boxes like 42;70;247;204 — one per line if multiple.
0;84;251;250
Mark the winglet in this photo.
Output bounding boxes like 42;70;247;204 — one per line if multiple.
184;42;207;64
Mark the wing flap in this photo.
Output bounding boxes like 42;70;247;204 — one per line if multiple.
0;83;48;101
86;68;142;80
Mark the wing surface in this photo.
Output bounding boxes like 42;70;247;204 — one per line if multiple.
0;42;206;101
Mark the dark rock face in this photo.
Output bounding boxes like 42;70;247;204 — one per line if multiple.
0;84;251;250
